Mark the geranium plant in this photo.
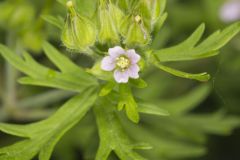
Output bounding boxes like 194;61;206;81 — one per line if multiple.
0;0;239;160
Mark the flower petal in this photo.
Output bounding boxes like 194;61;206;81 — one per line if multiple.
101;56;115;71
126;49;141;64
109;46;125;58
220;0;240;22
114;69;129;83
128;64;140;79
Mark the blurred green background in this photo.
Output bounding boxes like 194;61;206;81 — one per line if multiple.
0;0;239;160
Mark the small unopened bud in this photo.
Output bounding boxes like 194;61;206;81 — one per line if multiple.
124;22;150;47
121;15;150;47
98;4;121;45
61;3;96;53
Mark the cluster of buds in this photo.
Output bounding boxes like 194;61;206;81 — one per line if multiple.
61;0;166;52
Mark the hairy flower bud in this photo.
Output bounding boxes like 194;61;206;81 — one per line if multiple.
98;3;123;45
98;9;119;45
61;1;96;52
119;0;164;47
121;15;150;47
138;0;167;31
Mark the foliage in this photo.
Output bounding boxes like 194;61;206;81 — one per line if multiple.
0;89;97;160
0;0;239;160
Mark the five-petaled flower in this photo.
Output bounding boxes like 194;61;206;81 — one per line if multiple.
220;0;240;22
101;46;141;83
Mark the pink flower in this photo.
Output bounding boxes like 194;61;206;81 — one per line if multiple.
101;46;141;83
220;0;240;22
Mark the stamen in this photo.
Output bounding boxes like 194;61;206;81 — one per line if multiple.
116;56;130;71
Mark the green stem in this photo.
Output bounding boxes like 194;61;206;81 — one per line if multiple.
3;32;18;113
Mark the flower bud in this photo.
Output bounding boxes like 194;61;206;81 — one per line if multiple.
138;58;146;71
98;3;122;45
109;4;124;31
61;1;96;52
122;15;150;47
134;0;167;31
120;15;131;37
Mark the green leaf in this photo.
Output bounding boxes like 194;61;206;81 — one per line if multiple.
152;12;168;34
94;101;146;160
118;84;140;123
0;44;98;92
151;0;167;33
136;110;240;159
42;42;82;73
151;0;166;23
159;85;211;115
41;15;64;29
99;81;115;97
125;98;140;123
130;78;148;88
18;90;74;109
138;102;169;116
154;62;210;82
18;75;86;92
0;88;97;160
175;112;240;135
0;45;46;78
123;120;206;160
131;142;153;150
153;22;240;61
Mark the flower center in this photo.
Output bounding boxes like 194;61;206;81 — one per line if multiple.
116;56;130;71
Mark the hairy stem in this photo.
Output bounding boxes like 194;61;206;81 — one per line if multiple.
2;31;20;119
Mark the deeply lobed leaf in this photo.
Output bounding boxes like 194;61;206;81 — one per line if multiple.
0;43;98;92
153;22;240;61
0;88;97;160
